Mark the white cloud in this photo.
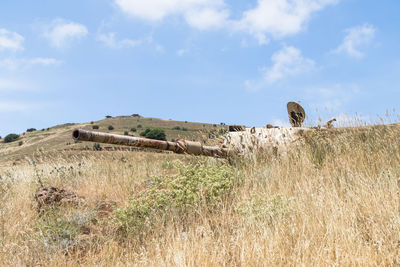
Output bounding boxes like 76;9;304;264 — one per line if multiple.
0;57;61;71
185;8;229;30
235;0;338;44
0;78;27;91
305;83;360;113
177;48;188;56
0;101;32;112
43;19;88;48
97;32;149;49
0;29;24;52
264;46;315;83
333;23;376;58
115;0;337;42
115;0;229;30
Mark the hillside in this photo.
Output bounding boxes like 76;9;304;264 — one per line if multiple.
0;115;228;166
2;119;400;265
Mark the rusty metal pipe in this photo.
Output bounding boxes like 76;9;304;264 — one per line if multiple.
72;129;229;158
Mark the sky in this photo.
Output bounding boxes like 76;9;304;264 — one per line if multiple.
1;0;399;136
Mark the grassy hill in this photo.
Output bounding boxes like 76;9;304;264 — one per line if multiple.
2;117;400;265
0;115;228;166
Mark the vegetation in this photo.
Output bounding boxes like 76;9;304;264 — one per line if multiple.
26;128;36;132
124;131;129;136
2;119;400;265
116;162;238;235
3;133;19;143
92;125;99;129
140;128;166;141
130;127;136;132
93;143;101;151
108;125;114;131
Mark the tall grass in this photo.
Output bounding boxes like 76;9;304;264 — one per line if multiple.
1;123;400;265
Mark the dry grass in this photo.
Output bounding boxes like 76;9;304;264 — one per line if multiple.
1;124;400;266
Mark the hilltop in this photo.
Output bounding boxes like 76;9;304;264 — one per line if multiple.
0;115;228;166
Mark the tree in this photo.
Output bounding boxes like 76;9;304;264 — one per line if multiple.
4;133;19;143
108;125;114;130
140;128;166;141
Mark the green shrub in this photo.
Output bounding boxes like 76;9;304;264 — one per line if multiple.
93;143;101;151
18;141;23;146
172;126;181;130
124;131;129;136
36;207;97;253
108;125;114;131
116;161;238;234
106;115;112;118
4;133;19;143
140;128;166;141
137;125;142;129
92;125;99;129
182;127;188;131
26;128;36;132
130;127;137;132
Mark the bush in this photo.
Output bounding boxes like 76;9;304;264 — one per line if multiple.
4;133;19;143
18;141;23;146
92;125;99;129
93;143;101;151
130;127;137;132
137;125;142;129
140;128;166;141
105;115;112;119
124;131;129;135
116;161;238;234
26;128;36;132
172;126;181;130
182;127;188;131
108;125;114;131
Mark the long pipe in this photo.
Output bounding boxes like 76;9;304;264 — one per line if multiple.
72;129;229;158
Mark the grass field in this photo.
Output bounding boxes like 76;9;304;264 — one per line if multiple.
1;117;400;266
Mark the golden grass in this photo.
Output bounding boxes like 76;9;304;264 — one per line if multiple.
1;124;400;266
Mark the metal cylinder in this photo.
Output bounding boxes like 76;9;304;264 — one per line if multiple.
72;129;229;158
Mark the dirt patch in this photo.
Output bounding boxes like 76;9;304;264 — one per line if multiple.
34;187;85;212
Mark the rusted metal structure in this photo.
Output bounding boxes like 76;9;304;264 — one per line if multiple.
73;129;229;158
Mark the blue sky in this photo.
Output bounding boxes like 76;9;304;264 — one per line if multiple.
1;0;399;136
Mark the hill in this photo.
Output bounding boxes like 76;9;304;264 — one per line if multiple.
2;118;400;265
0;115;228;166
